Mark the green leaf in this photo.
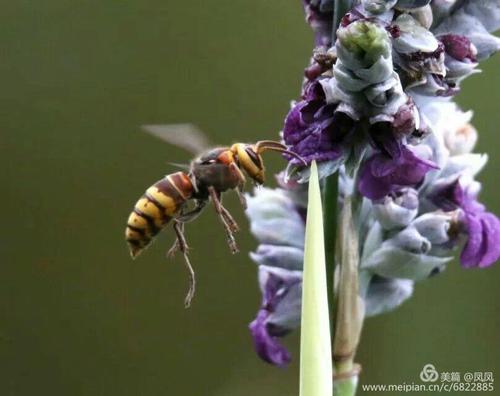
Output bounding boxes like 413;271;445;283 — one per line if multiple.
300;161;333;396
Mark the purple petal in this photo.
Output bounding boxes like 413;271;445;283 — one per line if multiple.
283;101;309;145
430;179;500;268
369;151;398;178
283;89;351;165
429;178;465;211
250;266;302;365
359;163;394;200
478;212;500;267
359;146;438;200
369;122;403;158
394;146;438;184
249;310;291;367
460;212;484;268
258;267;302;310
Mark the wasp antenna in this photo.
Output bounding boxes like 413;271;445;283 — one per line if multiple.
254;140;287;152
255;141;307;166
280;149;307;167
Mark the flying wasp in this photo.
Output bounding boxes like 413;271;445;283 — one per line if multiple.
125;124;305;307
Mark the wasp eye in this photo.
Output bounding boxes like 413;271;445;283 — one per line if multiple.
201;159;216;165
245;147;262;168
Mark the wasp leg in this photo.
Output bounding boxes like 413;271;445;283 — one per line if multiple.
167;221;184;258
228;162;247;210
236;185;247;210
220;205;240;233
212;190;240;234
177;200;207;223
167;201;207;258
208;187;239;254
216;193;240;233
171;220;196;308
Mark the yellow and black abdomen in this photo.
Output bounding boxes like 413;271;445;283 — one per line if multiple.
125;172;194;258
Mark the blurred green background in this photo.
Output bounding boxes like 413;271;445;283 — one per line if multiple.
1;1;499;395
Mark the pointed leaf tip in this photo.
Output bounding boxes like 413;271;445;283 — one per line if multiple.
300;161;333;396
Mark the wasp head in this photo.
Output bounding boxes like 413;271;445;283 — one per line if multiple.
231;141;305;185
231;143;265;184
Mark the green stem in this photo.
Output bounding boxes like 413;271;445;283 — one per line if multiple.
332;196;362;396
323;173;338;348
329;3;358;395
333;362;359;396
332;0;354;42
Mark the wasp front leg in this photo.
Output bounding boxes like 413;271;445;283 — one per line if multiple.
236;185;247;210
208;186;239;254
229;162;247;210
219;204;240;233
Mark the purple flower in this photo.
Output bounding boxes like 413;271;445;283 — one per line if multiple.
430;179;500;268
391;99;420;136
372;187;419;229
249;266;302;367
303;0;334;47
249;311;291;367
283;81;354;165
359;145;438;200
439;34;477;62
397;42;445;77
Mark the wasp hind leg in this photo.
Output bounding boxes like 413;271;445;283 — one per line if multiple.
167;201;206;258
166;221;184;258
170;220;196;308
208;187;239;254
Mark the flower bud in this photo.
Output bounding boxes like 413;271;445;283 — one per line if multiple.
361;235;452;280
417;99;479;156
433;8;500;61
373;188;419;229
336;20;392;70
364;73;407;114
392;14;439;54
361;218;454;280
412;212;453;244
364;275;414;317
362;0;397;14
408;5;433;29
391;226;431;254
444;123;478;155
246;188;305;248
250;244;304;271
395;0;431;10
432;0;457;25
438;153;488;180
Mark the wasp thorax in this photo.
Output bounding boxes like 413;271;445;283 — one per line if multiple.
231;143;265;184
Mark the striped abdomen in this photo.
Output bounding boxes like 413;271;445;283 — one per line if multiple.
126;172;194;258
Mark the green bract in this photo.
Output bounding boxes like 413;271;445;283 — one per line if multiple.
337;21;391;68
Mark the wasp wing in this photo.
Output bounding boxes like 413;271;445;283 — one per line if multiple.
141;124;211;155
166;162;191;171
